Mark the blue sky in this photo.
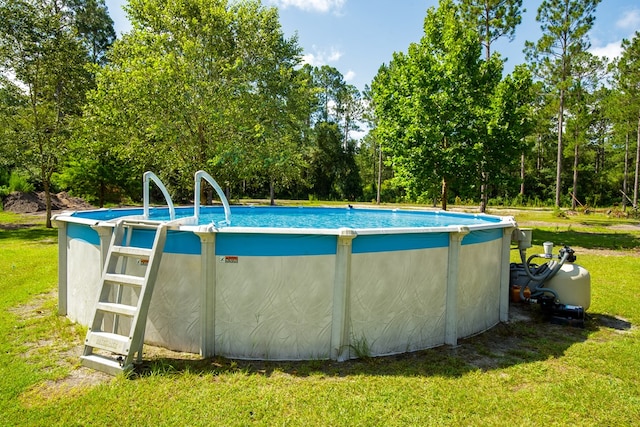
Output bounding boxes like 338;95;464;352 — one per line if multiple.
105;0;640;92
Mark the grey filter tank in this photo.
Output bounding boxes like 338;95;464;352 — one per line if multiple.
510;229;590;326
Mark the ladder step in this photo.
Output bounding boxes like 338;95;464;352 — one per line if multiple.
96;302;138;317
86;331;131;354
104;273;145;287
123;221;163;230
111;245;152;258
81;354;131;376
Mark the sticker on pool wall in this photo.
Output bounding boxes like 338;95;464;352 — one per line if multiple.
220;256;239;264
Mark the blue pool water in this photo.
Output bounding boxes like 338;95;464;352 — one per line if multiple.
73;205;502;229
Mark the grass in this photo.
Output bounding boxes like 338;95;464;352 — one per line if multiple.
1;208;640;425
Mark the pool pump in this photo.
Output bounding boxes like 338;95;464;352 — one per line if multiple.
510;228;591;327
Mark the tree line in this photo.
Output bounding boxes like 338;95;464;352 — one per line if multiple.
1;0;639;227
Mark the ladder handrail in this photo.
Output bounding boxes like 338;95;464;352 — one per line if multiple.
194;170;231;226
143;171;175;221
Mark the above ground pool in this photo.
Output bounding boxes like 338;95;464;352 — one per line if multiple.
54;173;516;361
55;205;515;361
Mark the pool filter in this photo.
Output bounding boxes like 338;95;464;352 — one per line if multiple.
509;228;591;327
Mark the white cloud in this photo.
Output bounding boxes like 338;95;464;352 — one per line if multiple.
616;9;640;30
590;41;624;61
343;70;356;81
327;49;343;62
302;46;343;66
268;0;345;13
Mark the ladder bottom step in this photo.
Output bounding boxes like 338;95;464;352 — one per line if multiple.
81;354;133;376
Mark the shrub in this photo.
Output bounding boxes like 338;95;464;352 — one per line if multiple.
552;206;566;218
8;171;34;193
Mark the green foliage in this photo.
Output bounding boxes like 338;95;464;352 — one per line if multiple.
307;121;362;201
0;0;114;226
0;0;637;210
610;32;640;211
8;171;34;193
349;334;372;359
0;171;35;198
81;0;307;202
372;0;532;210
458;0;524;57
525;0;602;207
551;206;567;218
70;0;116;65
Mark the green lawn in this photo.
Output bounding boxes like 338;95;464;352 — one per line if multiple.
1;209;639;426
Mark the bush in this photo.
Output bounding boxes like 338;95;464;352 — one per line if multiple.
0;168;9;187
380;180;405;203
552;206;566;218
8;171;35;193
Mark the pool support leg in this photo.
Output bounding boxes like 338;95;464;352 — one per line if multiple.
55;220;68;316
196;230;217;358
331;228;357;361
445;227;469;346
500;226;516;322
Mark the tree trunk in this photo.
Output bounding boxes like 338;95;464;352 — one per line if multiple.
555;88;565;208
479;168;488;213
623;128;629;211
376;142;382;205
634;109;640;209
537;134;543;171
99;178;105;208
44;179;52;228
520;152;525;196
269;180;275;206
441;177;448;211
572;142;579;210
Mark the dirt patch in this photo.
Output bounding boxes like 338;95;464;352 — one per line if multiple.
608;224;640;231
10;291;114;405
0;222;40;230
2;191;93;214
20;368;113;408
573;246;640;257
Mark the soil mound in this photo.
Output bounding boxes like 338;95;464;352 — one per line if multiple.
2;191;94;214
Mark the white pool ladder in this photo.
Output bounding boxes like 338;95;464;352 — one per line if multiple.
194;170;231;226
81;219;168;375
143;171;176;221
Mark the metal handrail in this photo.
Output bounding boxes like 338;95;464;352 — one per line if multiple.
143;171;176;221
194;170;231;226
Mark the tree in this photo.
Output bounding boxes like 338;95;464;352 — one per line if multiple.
458;0;525;211
525;0;601;208
313;65;345;123
309;122;343;199
482;64;535;204
303;65;363;201
458;0;523;59
358;84;394;204
335;84;363;150
0;0;104;226
70;0;116;65
612;32;640;211
564;51;605;210
373;0;521;210
0;76;28;170
83;0;304;201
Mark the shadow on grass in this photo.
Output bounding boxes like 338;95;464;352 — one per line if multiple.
531;228;640;251
0;224;57;242
131;305;629;380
